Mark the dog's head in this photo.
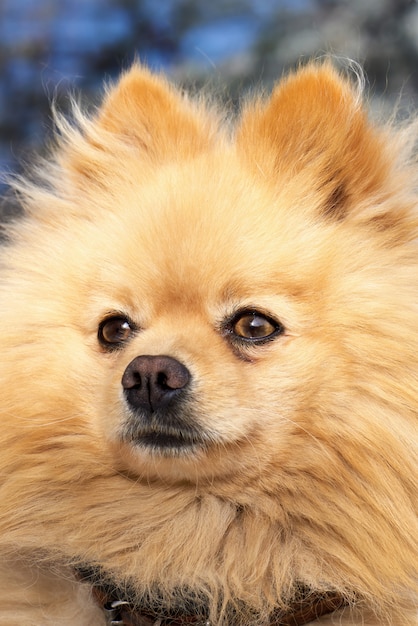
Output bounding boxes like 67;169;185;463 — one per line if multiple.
4;63;417;484
42;63;415;488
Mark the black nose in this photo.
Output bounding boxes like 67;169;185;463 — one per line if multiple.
122;355;190;414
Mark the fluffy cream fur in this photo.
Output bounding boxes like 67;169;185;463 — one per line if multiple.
0;61;416;625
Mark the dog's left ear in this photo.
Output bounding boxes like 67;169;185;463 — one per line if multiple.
236;62;415;233
96;64;216;160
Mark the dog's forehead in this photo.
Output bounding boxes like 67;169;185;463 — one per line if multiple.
113;154;304;265
70;146;337;319
112;175;275;280
88;185;323;321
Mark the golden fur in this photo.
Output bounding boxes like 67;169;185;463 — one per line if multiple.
0;61;416;625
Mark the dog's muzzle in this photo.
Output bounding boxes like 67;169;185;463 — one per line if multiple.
120;355;205;454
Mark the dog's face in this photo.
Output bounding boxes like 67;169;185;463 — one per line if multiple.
7;64;414;496
84;155;338;483
44;156;314;482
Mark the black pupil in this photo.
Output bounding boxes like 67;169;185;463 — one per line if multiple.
247;315;267;336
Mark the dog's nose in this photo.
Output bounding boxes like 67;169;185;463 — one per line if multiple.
121;355;190;414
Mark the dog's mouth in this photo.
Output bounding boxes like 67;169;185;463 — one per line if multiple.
132;428;206;455
119;412;209;457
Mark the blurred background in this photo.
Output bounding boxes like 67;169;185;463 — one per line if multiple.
1;0;418;215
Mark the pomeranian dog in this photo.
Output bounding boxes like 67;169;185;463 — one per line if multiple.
0;60;416;626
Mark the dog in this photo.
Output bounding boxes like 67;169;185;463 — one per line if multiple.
0;61;416;625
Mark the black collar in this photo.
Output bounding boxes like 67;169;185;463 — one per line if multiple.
76;566;347;626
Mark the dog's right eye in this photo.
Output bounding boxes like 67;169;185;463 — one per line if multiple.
98;316;135;348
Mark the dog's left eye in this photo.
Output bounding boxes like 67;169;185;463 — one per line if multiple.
230;310;284;342
98;315;135;348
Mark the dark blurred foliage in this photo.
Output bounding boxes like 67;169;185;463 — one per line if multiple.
1;0;418;217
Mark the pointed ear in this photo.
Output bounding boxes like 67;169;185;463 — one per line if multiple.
95;64;216;160
236;62;411;226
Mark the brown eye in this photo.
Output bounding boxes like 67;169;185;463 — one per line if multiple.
231;310;284;342
98;316;135;348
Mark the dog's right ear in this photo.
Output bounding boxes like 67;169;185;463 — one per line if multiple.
60;65;218;186
96;64;216;160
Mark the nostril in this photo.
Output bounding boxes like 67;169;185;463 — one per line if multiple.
121;367;142;391
157;371;169;390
